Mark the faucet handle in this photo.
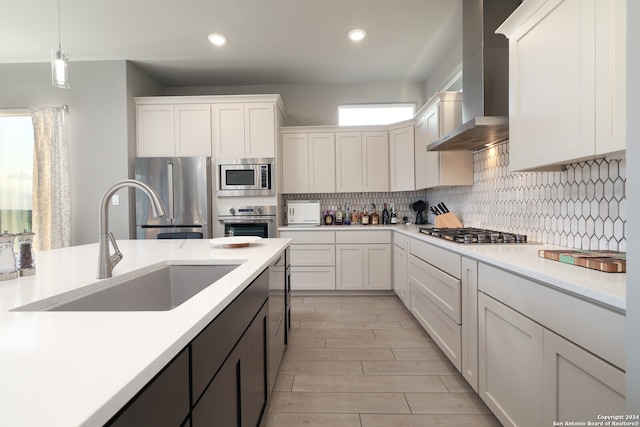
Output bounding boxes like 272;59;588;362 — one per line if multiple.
108;232;123;267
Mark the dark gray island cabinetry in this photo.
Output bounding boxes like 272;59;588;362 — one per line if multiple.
108;268;270;427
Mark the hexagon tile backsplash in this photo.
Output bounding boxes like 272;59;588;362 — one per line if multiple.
426;141;626;251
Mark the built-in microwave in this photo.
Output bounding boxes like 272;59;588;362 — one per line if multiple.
216;158;274;197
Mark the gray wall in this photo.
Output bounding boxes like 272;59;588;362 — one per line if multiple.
0;60;161;245
164;81;427;126
626;0;639;412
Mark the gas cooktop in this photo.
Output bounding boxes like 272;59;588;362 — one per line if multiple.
419;227;528;244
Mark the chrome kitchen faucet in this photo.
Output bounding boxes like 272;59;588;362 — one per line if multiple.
98;179;166;279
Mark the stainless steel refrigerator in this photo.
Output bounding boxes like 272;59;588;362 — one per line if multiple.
134;157;212;239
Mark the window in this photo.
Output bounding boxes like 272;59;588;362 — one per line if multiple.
0;110;34;234
338;103;415;126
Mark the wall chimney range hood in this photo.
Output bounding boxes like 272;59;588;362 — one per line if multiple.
428;0;520;151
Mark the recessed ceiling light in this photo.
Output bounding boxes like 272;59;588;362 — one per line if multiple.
348;29;366;42
208;33;227;46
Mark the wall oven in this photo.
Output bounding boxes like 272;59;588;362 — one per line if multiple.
216;158;274;197
217;206;277;238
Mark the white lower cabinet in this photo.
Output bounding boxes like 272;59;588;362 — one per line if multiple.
478;292;544;427
392;233;410;309
280;231;336;290
408;239;462;371
336;243;391;291
543;329;625;424
461;257;479;392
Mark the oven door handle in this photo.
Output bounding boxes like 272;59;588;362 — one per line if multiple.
217;217;275;223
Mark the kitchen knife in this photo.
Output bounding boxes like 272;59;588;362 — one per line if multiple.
430;207;438;215
439;203;449;213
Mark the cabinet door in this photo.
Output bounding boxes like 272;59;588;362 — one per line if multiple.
245;103;275;158
506;0;596;171
362;131;389;192
461;258;479;392
212;103;245;158
335;132;363;192
424;106;441;188
137;105;175;157
308;133;336;193
414;117;428;190
336;245;364;290
595;0;626;155
110;349;190;427
281;133;309;193
543;329;625;424
192;344;241;426
478;293;543;427
241;303;268;427
175;104;212;157
363;244;391;290
393;244;408;307
389;126;415;191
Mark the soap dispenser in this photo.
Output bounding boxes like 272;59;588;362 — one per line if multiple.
0;230;18;281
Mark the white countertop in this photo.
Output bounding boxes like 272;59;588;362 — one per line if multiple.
0;238;290;426
280;224;626;312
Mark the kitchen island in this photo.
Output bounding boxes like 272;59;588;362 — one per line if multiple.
0;238;290;426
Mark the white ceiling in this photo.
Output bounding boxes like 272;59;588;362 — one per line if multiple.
0;0;462;87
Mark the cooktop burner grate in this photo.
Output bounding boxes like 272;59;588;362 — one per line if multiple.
419;227;528;244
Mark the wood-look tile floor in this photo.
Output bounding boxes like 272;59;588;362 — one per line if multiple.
264;295;502;427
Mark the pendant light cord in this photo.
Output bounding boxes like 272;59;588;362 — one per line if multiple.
57;0;62;50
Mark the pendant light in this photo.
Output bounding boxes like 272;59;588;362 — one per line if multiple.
51;0;70;89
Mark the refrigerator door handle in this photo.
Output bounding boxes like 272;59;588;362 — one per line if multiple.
167;162;175;221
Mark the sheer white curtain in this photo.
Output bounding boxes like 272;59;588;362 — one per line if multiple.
30;106;71;250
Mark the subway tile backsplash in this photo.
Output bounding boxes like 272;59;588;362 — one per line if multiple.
283;140;626;251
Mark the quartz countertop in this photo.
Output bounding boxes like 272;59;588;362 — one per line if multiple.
0;238;290;426
280;224;626;312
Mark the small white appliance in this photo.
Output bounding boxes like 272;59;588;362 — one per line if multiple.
287;200;321;226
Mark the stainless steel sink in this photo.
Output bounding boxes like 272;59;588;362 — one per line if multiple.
14;264;239;312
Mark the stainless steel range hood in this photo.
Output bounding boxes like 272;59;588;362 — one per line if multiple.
428;0;520;151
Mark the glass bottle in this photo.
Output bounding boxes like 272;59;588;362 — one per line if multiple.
351;203;360;225
390;203;398;224
361;205;369;225
345;204;351;225
371;204;379;225
382;203;390;225
17;230;36;276
0;230;18;281
324;208;334;225
335;205;344;225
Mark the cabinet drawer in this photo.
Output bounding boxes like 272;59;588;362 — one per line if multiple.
409;254;461;324
290;244;335;266
410;238;461;278
478;263;625;370
393;232;410;248
280;230;335;244
291;266;336;290
411;284;461;372
336;230;391;244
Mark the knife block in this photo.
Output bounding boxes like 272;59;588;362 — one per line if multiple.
435;212;463;228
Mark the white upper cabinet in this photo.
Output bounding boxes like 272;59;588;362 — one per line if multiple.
362;131;389;192
335;132;363;192
497;0;626;171
389;124;415;191
281;132;335;193
137;103;212;157
335;131;389;193
213;102;277;159
416;93;473;189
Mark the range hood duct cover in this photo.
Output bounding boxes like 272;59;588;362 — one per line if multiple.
428;0;520;151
